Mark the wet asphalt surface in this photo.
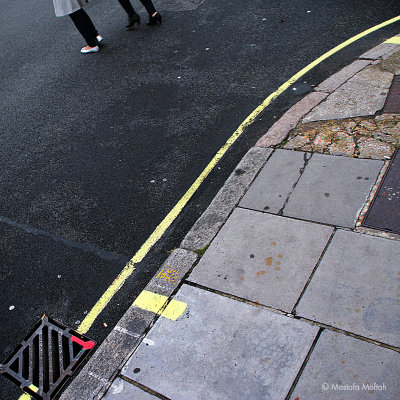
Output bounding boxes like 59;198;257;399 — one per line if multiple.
1;0;400;398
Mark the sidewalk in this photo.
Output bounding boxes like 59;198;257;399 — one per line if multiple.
61;36;400;400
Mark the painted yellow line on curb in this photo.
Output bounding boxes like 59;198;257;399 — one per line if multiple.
133;290;187;320
16;12;400;400
385;36;400;43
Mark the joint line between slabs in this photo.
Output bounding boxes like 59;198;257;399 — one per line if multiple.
284;328;324;400
184;280;290;317
119;375;171;399
291;227;337;315
297;317;400;353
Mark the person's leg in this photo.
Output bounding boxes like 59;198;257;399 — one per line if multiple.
139;0;162;25
117;0;137;16
117;0;141;28
138;0;156;16
117;0;161;28
69;8;98;47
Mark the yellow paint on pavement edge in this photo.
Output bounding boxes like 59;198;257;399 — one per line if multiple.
133;290;187;320
385;35;400;43
18;13;400;400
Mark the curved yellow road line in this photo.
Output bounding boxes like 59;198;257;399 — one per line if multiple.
18;12;400;400
77;15;400;335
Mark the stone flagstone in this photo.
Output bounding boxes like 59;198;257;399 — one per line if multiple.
188;208;333;312
303;65;393;122
283;153;383;227
296;229;400;348
290;330;400;400
122;284;318;400
239;149;308;214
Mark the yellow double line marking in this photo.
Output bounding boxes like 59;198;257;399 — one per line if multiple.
19;15;400;400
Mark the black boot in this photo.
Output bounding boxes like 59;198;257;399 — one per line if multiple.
126;12;140;29
147;12;162;25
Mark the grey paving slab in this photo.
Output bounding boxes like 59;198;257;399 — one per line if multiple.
239;149;309;214
283;153;384;228
296;229;400;347
188;208;333;312
290;330;400;400
122;284;318;400
303;65;393;122
103;378;158;400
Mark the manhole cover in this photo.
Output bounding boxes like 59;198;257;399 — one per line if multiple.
362;148;400;234
383;75;400;114
0;315;95;400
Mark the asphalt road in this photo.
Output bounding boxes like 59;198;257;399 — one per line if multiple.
1;0;400;398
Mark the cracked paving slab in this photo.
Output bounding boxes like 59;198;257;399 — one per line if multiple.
239;149;310;214
283;153;383;228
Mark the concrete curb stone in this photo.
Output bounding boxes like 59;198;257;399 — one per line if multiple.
315;59;371;93
359;38;400;60
181;146;273;251
255;92;328;148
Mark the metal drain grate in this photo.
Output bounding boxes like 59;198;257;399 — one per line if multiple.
0;315;95;400
383;75;400;114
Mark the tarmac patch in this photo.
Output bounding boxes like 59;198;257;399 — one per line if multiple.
362;148;400;234
383;75;400;114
